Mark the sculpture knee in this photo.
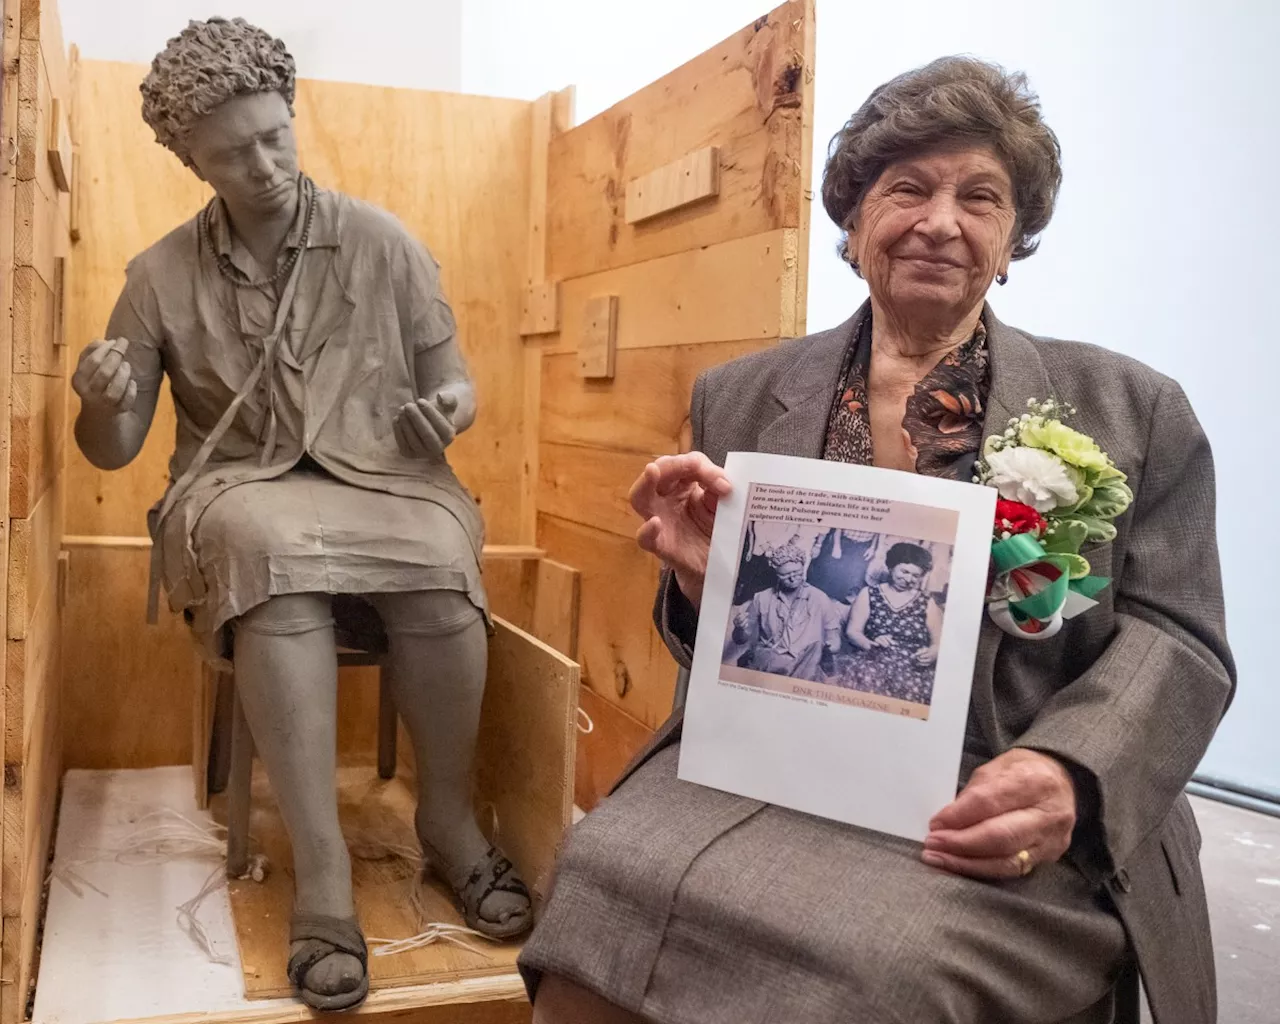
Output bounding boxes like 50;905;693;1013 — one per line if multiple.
237;593;335;637
371;589;481;638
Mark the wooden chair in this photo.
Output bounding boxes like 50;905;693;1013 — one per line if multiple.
213;647;398;878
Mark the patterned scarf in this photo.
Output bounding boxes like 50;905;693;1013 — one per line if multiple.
822;314;991;480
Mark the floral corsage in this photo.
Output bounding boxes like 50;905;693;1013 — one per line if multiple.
974;399;1133;640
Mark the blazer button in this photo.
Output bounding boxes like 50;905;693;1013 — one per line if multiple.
1113;869;1132;893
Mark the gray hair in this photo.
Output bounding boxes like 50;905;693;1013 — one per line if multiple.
140;17;296;168
821;56;1062;269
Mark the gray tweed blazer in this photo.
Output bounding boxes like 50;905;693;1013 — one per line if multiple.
624;302;1236;1024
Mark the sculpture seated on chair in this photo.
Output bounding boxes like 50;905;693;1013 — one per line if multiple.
69;17;531;1013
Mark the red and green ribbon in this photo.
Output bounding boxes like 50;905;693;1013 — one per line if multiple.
989;533;1111;634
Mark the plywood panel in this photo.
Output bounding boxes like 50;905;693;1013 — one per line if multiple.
6;474;60;642
60;545;201;771
530;559;580;660
293;79;531;546
14;176;67;295
12;264;63;376
542;338;764;457
575;685;654;812
108;979;530;1024
10;369;66;519
537;442;648;539
546;1;810;281
537;515;673;729
539;228;797;356
475;618;578;902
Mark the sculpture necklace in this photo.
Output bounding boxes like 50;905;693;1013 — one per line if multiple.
201;174;317;288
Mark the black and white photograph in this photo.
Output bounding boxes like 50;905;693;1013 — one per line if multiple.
721;517;956;718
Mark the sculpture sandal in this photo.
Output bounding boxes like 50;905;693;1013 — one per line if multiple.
425;843;533;940
287;912;370;1012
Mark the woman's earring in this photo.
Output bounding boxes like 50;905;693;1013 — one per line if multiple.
996;271;1009;286
850;259;861;273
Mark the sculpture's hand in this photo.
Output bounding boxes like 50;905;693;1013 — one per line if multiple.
394;392;458;460
628;452;732;609
72;338;137;416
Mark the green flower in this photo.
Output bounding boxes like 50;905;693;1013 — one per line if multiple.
1019;419;1113;478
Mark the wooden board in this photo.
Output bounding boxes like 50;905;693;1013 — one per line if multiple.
12;265;61;375
538;228;799;357
545;1;810;281
537;442;648;539
530;559;580;660
625;145;720;225
60;544;202;771
578;294;617;379
6;474;60;642
2;578;61;1009
227;617;575;999
575;685;654;812
108;977;530;1024
9;368;66;519
14;177;67;298
543;338;764;457
537;515;673;729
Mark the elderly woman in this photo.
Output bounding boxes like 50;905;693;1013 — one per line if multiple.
842;541;942;703
70;18;530;1012
519;57;1234;1024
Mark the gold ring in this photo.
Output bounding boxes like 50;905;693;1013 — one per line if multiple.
1015;849;1034;877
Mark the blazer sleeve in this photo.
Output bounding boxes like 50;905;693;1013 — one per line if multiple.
1016;379;1236;877
652;371;711;669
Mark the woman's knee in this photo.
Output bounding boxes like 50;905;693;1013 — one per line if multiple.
237;593;334;637
370;589;481;638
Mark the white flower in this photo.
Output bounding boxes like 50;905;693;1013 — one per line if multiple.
983;446;1079;512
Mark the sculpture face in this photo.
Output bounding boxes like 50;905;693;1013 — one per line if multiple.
185;90;299;216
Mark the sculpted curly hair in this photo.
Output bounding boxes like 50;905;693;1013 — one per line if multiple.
140;17;296;168
822;56;1062;272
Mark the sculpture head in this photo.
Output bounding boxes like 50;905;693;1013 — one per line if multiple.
141;17;300;216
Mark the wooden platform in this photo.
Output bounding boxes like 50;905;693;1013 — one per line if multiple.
220;764;524;1000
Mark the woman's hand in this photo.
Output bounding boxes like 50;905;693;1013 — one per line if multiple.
872;635;897;649
394;393;458;460
629;452;731;608
922;749;1077;880
913;646;938;666
73;339;137;416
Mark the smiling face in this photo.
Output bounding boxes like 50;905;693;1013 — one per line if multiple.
850;145;1017;329
185;90;299;217
889;562;926;591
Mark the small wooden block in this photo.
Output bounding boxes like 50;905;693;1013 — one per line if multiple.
47;98;72;194
52;256;65;347
520;280;560;336
625;145;720;225
69;151;81;242
579;295;618;379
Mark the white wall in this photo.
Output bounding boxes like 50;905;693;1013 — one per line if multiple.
59;0;463;91
464;0;1278;792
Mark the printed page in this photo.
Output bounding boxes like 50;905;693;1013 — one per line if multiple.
678;451;997;841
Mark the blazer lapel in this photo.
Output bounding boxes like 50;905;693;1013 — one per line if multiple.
970;305;1055;749
756;303;868;458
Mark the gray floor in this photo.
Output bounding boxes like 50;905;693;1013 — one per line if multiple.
1141;796;1280;1023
